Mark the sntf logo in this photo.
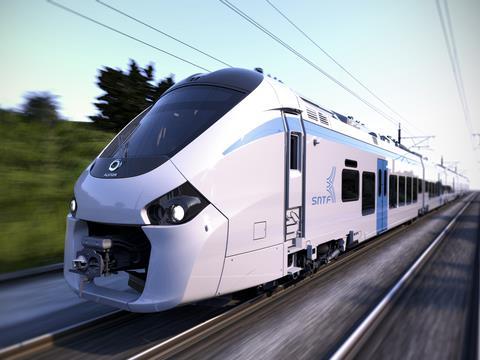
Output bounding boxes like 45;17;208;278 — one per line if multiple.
311;166;336;205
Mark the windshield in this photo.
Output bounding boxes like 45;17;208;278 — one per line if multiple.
100;85;245;159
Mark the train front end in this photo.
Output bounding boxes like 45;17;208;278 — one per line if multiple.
64;68;267;312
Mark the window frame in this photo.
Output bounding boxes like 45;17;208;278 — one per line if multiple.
342;169;360;202
289;132;301;171
413;177;418;202
378;169;382;197
362;171;376;216
406;177;412;204
384;169;388;197
399;176;406;206
389;174;398;208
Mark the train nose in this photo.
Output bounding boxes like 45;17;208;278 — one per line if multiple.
64;201;228;313
74;160;186;224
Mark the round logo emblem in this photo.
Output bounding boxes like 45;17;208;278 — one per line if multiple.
108;159;122;172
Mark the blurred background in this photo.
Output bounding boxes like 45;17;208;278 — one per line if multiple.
0;59;175;272
0;0;478;273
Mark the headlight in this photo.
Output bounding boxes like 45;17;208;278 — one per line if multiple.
146;182;209;225
70;197;77;216
170;205;185;222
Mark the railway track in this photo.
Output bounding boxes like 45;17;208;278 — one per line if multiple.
0;232;394;360
0;194;475;360
0;263;63;284
0;310;124;359
126;216;427;360
330;192;478;359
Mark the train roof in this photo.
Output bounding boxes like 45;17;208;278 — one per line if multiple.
267;77;466;179
165;68;264;95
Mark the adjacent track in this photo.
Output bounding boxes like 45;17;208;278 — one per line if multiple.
331;192;478;359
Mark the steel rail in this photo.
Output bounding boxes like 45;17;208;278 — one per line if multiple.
0;310;125;358
330;193;476;359
0;263;63;283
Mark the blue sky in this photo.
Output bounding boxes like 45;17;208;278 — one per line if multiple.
1;0;479;186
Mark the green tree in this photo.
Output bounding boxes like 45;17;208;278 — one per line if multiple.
21;92;60;125
90;60;174;131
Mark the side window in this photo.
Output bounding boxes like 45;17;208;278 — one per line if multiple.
413;178;418;202
384;169;388;197
378;169;382;196
389;175;398;208
362;172;375;215
419;179;423;193
399;176;406;206
342;169;359;202
406;177;412;204
289;133;301;170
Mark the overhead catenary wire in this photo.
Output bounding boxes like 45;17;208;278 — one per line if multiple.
46;0;211;72
436;0;475;145
443;0;473;134
264;0;425;136
96;0;233;68
219;0;414;135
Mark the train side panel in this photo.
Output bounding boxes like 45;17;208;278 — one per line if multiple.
387;156;423;228
303;118;423;251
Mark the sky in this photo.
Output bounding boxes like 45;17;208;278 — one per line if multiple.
1;0;479;187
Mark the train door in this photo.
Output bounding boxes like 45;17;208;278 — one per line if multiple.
284;112;305;244
377;159;388;234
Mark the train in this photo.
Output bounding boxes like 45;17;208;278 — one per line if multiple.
64;68;469;312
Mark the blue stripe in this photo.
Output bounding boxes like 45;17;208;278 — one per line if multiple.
223;117;285;155
304;122;419;164
286;115;303;133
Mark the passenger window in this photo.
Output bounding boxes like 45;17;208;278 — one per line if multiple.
384;169;388;197
342;169;359;202
399;176;406;206
362;172;375;215
378;169;382;196
345;159;358;168
389;175;397;208
407;177;412;204
290;133;300;170
413;178;418;202
419;179;423;193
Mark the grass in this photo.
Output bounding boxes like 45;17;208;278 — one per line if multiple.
0;111;114;273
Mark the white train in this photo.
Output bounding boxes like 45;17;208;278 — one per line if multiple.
65;68;469;312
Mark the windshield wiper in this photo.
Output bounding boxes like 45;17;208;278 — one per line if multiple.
123;140;129;159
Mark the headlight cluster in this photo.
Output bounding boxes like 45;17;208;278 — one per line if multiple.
146;182;209;225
